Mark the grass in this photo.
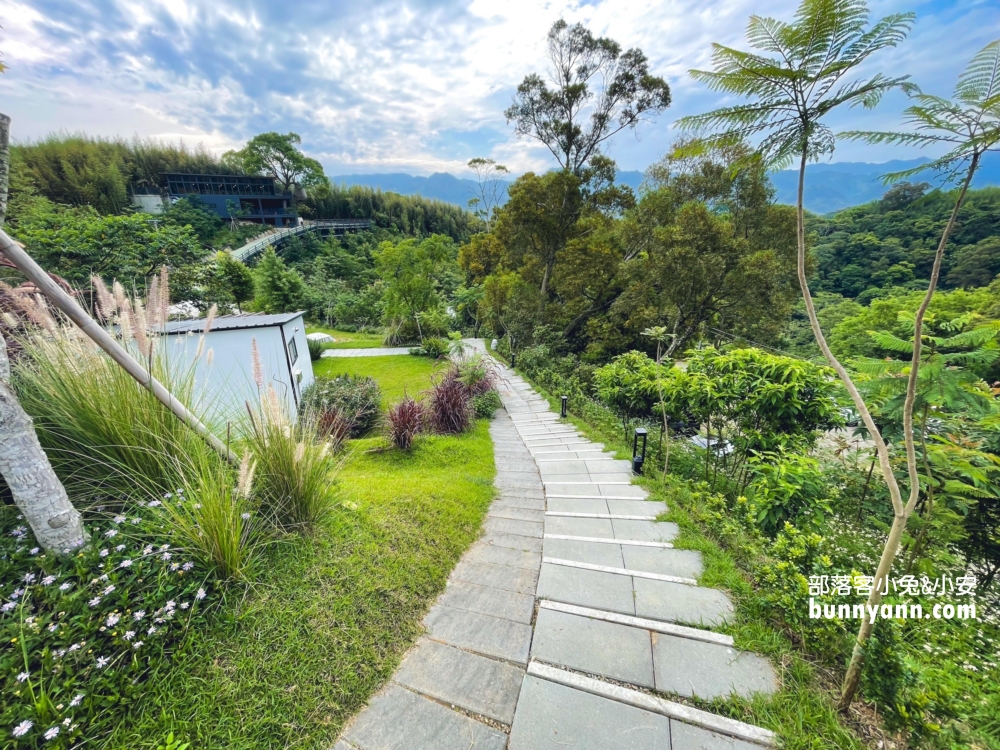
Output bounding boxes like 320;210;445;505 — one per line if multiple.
313;354;443;405
305;326;386;349
105;421;497;749
522;377;866;750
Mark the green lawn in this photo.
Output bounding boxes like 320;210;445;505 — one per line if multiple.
305;326;386;349
313;354;443;404
106;422;496;749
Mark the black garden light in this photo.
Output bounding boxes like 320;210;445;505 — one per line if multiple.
632;427;648;475
561;396;568;418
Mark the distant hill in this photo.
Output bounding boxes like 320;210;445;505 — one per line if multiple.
330;154;1000;215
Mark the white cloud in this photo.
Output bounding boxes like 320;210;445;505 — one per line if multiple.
3;0;996;175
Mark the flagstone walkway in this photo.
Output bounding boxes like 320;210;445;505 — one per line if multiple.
335;344;778;749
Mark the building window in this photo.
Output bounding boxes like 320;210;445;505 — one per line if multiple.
287;337;298;364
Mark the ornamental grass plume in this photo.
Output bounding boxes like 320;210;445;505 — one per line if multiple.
386;395;423;450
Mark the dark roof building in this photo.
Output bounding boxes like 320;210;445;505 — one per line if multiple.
161;173;298;227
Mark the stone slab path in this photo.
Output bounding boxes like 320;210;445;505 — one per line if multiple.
321;347;412;357
336;343;779;749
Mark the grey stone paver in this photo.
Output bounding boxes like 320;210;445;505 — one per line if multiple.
481;532;543;553
634;578;735;626
394;639;525;724
546;497;608;513
508;676;672;749
670;719;768;750
652;633;778;700
424;604;532;664
545;515;615;537
451;560;539;593
613;518;680;542
343;684;508;750
465;542;541;569
483;516;544;538
437;579;536;624
622;547;703;579
532;608;656;688
607;499;668;516
489;506;545;523
537;562;636;615
543;538;625;568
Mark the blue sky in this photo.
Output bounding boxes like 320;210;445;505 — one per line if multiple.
2;0;997;178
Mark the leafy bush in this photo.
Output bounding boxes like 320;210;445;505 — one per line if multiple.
426;371;473;434
746;450;834;535
300;375;381;437
457;356;498;397
307;338;324;362
1;506;213;747
245;386;339;530
410;337;449;359
593;351;661;438
386;396;423;449
472;390;502;419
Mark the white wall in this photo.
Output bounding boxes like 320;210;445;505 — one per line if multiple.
164;315;314;427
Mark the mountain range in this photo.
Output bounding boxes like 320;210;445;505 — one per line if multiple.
330;152;1000;216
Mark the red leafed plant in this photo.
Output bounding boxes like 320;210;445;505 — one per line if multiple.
427;370;473;435
386;395;423;449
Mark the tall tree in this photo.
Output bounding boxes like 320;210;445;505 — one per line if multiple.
216;251;255;313
0;108;88;552
467;158;510;231
505;19;671;174
223;132;328;194
677;0;915;710
252;248;305;314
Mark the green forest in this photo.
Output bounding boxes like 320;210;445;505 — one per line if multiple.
3;7;1000;746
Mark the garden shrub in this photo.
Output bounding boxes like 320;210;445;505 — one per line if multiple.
746;450;834;535
426;371;473;434
307;338;323;362
386;396;423;450
410;337;449;359
1;505;213;748
300;375;381;437
472;390;502;419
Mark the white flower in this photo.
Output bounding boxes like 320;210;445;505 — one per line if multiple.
161;544;171;551
23;572;36;584
113;515;126;524
241;513;251;520
148;500;162;508
47;623;58;632
100;549;109;558
70;693;84;707
2;602;15;613
132;641;144;650
16;671;29;682
96;656;110;668
192;503;201;510
115;544;126;552
147;626;157;635
103;585;116;595
124;630;135;641
106;613;120;627
68;643;81;652
182;562;194;571
165;600;176;610
12;587;24;599
44;726;59;740
133;610;145;621
104;529;118;538
12;720;32;737
162;552;172;561
163;493;173;499
59;583;72;591
143;546;153;556
29;547;39;555
131;517;141;525
119;559;133;569
170;563;180;571
41;575;56;586
175;488;183;494
195;588;206;600
180;602;190;610
62;718;71;726
89;597;101;607
99;574;109;581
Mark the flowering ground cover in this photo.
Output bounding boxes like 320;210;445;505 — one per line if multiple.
101;422;495;748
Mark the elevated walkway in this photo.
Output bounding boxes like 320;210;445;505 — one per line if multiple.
230;219;371;263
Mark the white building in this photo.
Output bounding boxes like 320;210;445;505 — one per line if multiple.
163;312;314;423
